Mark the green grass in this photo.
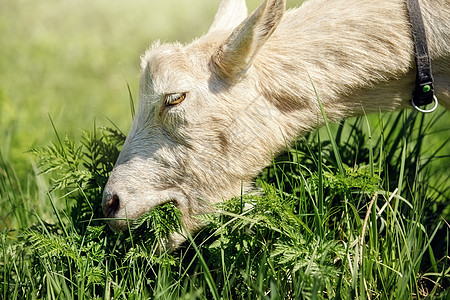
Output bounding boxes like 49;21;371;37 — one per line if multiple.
1;0;449;298
1;107;449;299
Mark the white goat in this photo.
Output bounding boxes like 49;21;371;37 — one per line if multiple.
103;0;450;250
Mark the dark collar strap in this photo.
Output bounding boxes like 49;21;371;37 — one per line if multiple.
406;0;435;108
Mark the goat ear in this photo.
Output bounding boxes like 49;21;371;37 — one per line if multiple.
208;0;248;34
211;0;285;82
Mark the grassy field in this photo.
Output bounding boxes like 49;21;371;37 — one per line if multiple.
1;0;449;299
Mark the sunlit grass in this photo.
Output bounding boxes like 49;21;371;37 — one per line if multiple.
1;106;449;298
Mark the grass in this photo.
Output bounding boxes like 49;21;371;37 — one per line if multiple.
1;106;449;299
1;0;449;298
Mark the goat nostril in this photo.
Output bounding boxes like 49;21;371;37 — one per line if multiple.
105;194;120;218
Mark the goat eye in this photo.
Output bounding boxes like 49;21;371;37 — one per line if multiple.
164;93;186;107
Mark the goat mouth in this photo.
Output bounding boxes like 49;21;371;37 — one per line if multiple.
148;199;182;217
161;199;179;208
104;196;183;233
131;198;181;223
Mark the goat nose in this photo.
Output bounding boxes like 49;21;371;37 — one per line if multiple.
103;194;120;218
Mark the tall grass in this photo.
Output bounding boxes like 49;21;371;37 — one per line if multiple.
1;106;448;299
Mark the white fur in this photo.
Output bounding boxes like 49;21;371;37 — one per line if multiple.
103;0;450;250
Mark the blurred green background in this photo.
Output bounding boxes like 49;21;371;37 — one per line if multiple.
0;0;266;172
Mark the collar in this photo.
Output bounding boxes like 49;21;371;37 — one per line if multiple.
406;0;438;113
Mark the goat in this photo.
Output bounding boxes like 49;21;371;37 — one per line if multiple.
102;0;450;250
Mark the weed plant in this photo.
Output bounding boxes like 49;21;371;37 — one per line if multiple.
1;108;449;299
